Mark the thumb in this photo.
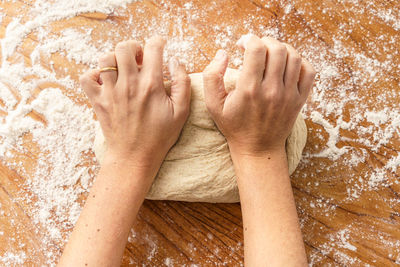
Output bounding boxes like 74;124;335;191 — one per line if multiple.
203;49;229;115
168;57;191;115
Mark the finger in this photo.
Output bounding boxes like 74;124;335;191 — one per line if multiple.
98;52;117;88
239;35;267;88
261;37;288;85
79;69;101;101
236;33;253;51
203;49;229;115
283;44;302;90
114;40;140;83
142;36;166;84
168;57;191;117
298;59;316;100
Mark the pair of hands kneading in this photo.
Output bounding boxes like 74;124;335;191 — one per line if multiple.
92;36;313;203
59;35;316;267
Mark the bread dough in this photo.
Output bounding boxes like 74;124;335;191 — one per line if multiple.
93;68;307;203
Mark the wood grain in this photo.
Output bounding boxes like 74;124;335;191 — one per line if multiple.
0;0;399;266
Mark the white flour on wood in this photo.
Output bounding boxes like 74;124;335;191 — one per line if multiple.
0;0;399;266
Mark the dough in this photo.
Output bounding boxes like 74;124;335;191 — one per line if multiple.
93;68;307;203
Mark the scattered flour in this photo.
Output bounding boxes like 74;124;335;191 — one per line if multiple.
0;0;399;266
0;251;27;266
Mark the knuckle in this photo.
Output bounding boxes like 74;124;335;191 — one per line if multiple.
261;36;276;42
239;77;259;96
285;43;299;56
303;60;316;75
269;43;287;54
127;40;140;52
285;43;295;50
247;41;266;55
304;68;317;81
242;88;254;99
79;74;88;85
115;41;129;52
289;48;301;60
309;67;317;77
146;36;165;49
79;72;96;88
283;90;294;102
101;101;112;112
242;87;259;100
293;55;302;64
265;87;282;102
127;40;139;46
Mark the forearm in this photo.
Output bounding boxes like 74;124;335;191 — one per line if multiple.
232;147;307;267
58;154;158;267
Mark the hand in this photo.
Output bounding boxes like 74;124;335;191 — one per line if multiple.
80;36;191;168
203;35;316;157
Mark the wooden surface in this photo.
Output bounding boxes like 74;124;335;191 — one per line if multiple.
1;0;400;266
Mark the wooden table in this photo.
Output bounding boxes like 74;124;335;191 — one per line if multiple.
1;0;399;266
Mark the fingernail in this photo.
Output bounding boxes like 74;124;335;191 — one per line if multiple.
215;49;227;61
169;57;179;76
136;46;143;64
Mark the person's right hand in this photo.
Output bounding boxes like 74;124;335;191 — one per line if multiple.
203;35;316;157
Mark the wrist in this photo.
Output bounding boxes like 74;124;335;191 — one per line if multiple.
228;142;286;163
103;148;164;172
229;145;289;189
101;150;163;187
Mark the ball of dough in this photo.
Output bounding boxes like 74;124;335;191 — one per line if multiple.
93;68;307;203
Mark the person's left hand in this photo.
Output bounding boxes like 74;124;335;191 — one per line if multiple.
79;36;191;171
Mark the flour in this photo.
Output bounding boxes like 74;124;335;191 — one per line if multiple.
0;1;135;265
2;0;137;61
30;88;95;229
0;251;27;266
31;28;110;67
0;0;399;266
